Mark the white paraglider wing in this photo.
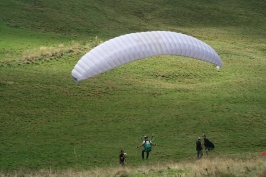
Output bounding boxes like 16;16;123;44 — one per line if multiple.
72;31;222;82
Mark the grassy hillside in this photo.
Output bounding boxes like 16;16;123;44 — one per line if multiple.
1;0;266;175
1;0;265;37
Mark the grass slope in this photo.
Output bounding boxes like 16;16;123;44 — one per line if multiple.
0;0;266;174
1;0;265;37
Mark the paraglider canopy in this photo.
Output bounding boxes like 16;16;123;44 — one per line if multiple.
72;31;222;82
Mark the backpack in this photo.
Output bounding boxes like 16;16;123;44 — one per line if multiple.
208;140;215;150
144;140;152;152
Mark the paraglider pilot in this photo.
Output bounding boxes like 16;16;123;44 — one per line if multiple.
137;135;156;160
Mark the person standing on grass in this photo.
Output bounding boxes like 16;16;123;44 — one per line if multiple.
196;137;203;159
202;134;214;157
119;149;126;166
137;135;156;160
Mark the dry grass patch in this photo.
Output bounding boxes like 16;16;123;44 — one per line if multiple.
21;41;84;61
1;155;266;177
0;37;103;66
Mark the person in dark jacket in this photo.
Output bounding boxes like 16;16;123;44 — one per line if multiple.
196;137;203;159
119;149;126;166
202;134;214;157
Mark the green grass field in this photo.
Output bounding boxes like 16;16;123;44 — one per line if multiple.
1;0;266;176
